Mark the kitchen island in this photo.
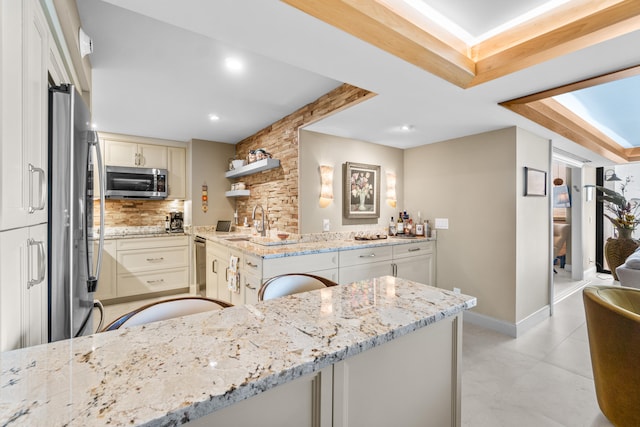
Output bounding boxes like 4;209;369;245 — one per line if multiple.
0;276;475;426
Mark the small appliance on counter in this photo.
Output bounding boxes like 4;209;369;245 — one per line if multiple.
170;211;184;233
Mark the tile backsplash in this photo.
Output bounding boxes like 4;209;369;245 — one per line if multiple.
94;199;184;228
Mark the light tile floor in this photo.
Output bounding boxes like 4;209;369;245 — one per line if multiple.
461;273;616;427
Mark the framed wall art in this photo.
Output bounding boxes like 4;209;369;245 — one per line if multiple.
344;162;380;219
524;167;547;197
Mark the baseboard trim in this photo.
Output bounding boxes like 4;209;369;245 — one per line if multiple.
463;305;551;338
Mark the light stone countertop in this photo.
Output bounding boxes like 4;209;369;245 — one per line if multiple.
0;276;476;426
197;230;436;259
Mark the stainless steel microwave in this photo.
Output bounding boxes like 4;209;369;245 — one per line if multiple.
105;165;168;199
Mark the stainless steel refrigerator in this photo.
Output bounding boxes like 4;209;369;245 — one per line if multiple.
48;84;104;343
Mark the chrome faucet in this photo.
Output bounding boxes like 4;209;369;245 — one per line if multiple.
252;204;266;237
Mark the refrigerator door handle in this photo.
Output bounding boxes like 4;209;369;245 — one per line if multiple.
28;163;46;213
86;131;105;293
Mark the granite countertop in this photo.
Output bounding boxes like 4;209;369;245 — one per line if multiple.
92;226;187;240
197;230;436;259
0;276;476;426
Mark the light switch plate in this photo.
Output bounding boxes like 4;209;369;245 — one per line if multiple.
435;218;449;229
323;219;330;232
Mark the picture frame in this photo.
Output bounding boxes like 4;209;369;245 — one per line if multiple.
524;167;547;197
344;162;381;219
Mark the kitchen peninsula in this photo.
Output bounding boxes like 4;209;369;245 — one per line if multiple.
199;228;437;306
0;276;475;426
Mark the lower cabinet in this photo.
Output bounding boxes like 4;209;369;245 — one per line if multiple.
94;236;189;301
391;241;435;285
186;314;460;427
205;239;436;307
0;224;48;351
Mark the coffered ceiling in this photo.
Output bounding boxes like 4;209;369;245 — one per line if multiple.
77;0;640;166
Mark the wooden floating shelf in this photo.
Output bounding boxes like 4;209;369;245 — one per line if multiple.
225;158;280;178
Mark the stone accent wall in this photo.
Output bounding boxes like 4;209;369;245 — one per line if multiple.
234;83;374;233
94;199;184;228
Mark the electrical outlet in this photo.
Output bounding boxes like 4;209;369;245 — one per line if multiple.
453;287;461;294
323;219;330;232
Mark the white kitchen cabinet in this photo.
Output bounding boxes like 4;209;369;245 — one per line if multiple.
263;251;339;280
109;236;189;299
104;139;168;169
0;0;48;231
190;367;333;427
167;147;186;199
333;316;458;427
243;271;261;305
206;242;227;300
0;224;47;351
338;245;393;284
392;241;435;285
93;240;117;300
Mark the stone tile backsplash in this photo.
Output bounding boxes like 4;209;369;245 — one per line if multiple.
94;199;184;228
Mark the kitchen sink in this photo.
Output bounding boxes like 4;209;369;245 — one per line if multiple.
224;237;251;242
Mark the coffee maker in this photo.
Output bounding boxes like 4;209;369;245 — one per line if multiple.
170;211;184;233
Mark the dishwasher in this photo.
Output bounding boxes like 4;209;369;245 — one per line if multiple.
194;236;207;296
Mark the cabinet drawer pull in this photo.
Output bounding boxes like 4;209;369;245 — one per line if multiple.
212;259;218;273
359;253;376;258
146;257;164;262
246;283;257;290
246;261;258;268
27;238;46;288
146;279;165;284
408;248;421;252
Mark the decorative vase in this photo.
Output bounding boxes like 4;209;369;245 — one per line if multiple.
605;228;639;280
358;193;367;211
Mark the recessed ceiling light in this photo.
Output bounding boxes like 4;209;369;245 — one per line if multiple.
209;114;220;121
401;124;414;132
224;57;244;72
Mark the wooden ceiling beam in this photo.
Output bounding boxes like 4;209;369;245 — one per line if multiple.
282;0;475;87
471;1;640;87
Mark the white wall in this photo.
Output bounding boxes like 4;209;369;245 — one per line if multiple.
404;127;551;327
515;128;550;322
299;130;404;234
405;127;518;323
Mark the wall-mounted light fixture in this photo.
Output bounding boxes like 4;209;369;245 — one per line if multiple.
604;169;622;182
386;171;397;208
584;184;595;202
319;165;334;208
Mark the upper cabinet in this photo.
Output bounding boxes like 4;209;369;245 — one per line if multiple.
167;147;186;200
0;0;50;231
104;139;168;169
99;134;187;200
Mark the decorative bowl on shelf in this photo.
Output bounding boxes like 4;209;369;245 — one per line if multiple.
277;233;289;240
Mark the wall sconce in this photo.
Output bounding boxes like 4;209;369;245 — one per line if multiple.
319;165;334;208
386;171;397;208
604;169;622;181
584;184;595;202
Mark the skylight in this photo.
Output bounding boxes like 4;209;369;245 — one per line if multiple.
554;75;640;148
403;0;571;45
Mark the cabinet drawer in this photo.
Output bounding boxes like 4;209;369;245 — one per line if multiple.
117;236;187;251
117;267;188;297
117;246;188;273
340;263;393;284
339;246;392;267
207;241;228;259
263;252;338;279
392;241;433;259
243;253;262;276
243;271;262;305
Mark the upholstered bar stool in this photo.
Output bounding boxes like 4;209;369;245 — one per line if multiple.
103;296;232;331
258;273;338;301
583;286;640;426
